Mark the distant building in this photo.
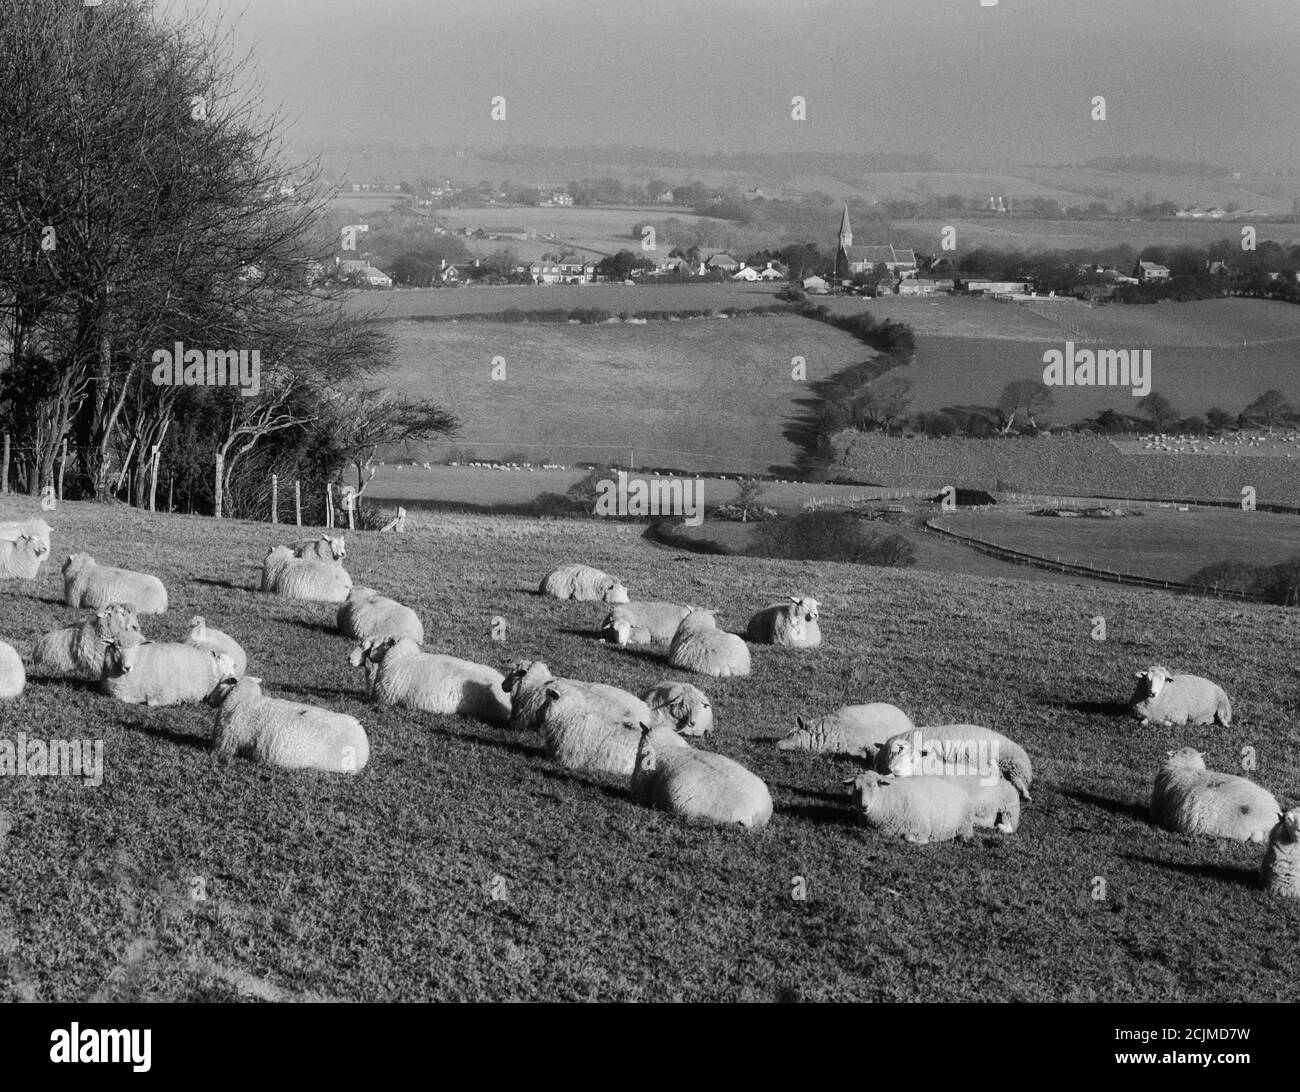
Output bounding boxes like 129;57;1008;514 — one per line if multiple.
1134;261;1171;282
897;278;954;296
756;261;788;281
961;279;1031;295
801;275;830;294
655;189;675;203
705;252;741;272
833;206;916;280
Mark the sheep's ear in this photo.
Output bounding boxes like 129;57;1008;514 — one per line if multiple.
789;595;800;604
840;776;857;785
795;715;805;729
544;687;560;700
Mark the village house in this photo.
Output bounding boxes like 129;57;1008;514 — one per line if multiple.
896;278;955;296
704;252;741;272
1134;260;1171;282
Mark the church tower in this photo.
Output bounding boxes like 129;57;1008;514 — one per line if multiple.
835;204;853;281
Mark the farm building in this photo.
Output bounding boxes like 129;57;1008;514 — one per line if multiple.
897;278;954;296
1134;260;1171;282
833;206;917;280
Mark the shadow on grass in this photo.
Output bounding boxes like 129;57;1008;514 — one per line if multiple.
1120;853;1258;888
275;683;357;701
778;801;859;828
1058;787;1149;823
772;781;849;804
287;618;337;636
535;765;629;802
1047;698;1131;718
192;577;255;593
127;720;211;752
556;626;605;640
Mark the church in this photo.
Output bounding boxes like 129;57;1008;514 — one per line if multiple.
833;205;917;281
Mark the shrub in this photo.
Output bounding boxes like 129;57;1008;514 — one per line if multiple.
751;510;916;567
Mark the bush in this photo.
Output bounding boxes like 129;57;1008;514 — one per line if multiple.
529;492;578;518
751;510;916;566
1251;555;1300;606
565;465;615;511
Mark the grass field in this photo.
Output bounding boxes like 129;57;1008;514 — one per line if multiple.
431;205;704;261
896;216;1299;254
3;493;1300;1002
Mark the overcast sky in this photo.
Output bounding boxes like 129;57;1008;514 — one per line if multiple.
173;0;1300;167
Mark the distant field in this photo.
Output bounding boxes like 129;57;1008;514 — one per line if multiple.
328;193;411;215
896;216;1299;254
432;205;703;259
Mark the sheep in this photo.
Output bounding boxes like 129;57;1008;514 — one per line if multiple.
0;639;24;699
1129;665;1232;727
745;596;822;648
186;616;248;678
62;552;168;613
0;533;50;581
600;601;691;646
101;637;236;707
845;773;975;845
640;681;714;737
631;723;772;828
336;587;424;646
538;563;629;604
1260;808;1300;898
501;660;650;733
666;610;751;678
205;675;369;775
31;603;143;679
876;725;1035;801
0;517;51;551
260;545;352;604
1150;747;1279;843
776;703;914;758
294;535;346;563
894;772;1019;833
533;680;687;778
348;636;510;725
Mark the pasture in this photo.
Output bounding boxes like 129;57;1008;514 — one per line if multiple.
431;205;704;260
3;495;1300;1001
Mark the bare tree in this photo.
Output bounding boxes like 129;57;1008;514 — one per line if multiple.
321;388;459;497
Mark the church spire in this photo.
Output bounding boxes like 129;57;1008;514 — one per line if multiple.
838;204;852;249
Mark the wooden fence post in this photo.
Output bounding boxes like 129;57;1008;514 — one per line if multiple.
346;490;355;531
168;475;174;513
294;480;302;526
1;433;8;494
57;439;67;501
325;483;334;528
271;474;279;524
148;446;160;513
214;452;224;519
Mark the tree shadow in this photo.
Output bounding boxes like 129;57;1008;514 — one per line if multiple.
1057;787;1149;823
1119;853;1258;888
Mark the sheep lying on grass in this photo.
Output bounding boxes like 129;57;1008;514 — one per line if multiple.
640;681;714;737
31;604;143;679
666;610;751;678
1150;747;1279;843
261;545;352;604
337;587;424;645
777;703;914;758
1261;808;1300;898
1130;666;1232;727
631;724;771;828
63;552;167;613
101;637;235;707
534;680;687;778
539;563;629;604
0;639;25;699
0;533;50;581
600;601;691;646
186;616;248;678
294;535;346;563
745;596;821;649
845;773;974;845
0;517;52;551
206;675;369;774
876;725;1035;801
501;660;650;733
349;636;510;725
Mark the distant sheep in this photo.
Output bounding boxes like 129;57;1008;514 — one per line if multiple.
539;563;629;604
261;545;352;604
294;535;346;563
63;552;167;613
501;660;650;733
0;533;50;581
666;610;751;678
600;601;691;646
631;723;772;828
0;518;51;552
0;639;24;699
206;675;369;775
533;680;686;778
186;616;248;678
1130;666;1232;727
31;603;142;680
349;636;510;725
640;681;714;736
1261;808;1300;898
845;773;974;845
777;703;914;758
337;587;424;645
101;637;235;707
1150;747;1279;843
876;725;1034;801
745;596;822;648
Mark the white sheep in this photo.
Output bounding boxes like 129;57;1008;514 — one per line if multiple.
294;534;346;563
600;601;691;646
1260;808;1300;898
186;616;248;678
640;681;714;736
0;517;51;551
62;552;168;613
349;636;510;725
206;675;370;774
31;603;143;679
260;545;352;604
539;563;629;604
1150;747;1279;843
533;680;687;778
845;773;975;845
0;533;50;581
631;723;772;828
101;637;235;707
0;639;25;699
745;596;822;648
501;660;650;733
1129;666;1232;727
666;609;751;678
900;773;1020;833
337;587;424;645
776;703;914;758
876;725;1035;801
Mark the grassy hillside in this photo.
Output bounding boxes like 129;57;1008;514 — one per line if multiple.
1;495;1299;1001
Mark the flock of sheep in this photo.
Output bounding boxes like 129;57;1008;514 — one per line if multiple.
1;515;1298;898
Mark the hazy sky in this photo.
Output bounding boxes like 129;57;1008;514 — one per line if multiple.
173;0;1300;167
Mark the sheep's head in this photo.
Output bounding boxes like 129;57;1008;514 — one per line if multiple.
211;651;237;679
1164;746;1205;772
63;551;93;575
329;535;347;560
1134;665;1173;699
12;533;47;561
602;617;632;646
1280;808;1300;840
881;735;921;776
777;716;812;750
601;579;630;605
205;675;241;707
102;635;144;676
667;685;712;736
500;660;536;694
843;773;884;809
789;595;820;623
